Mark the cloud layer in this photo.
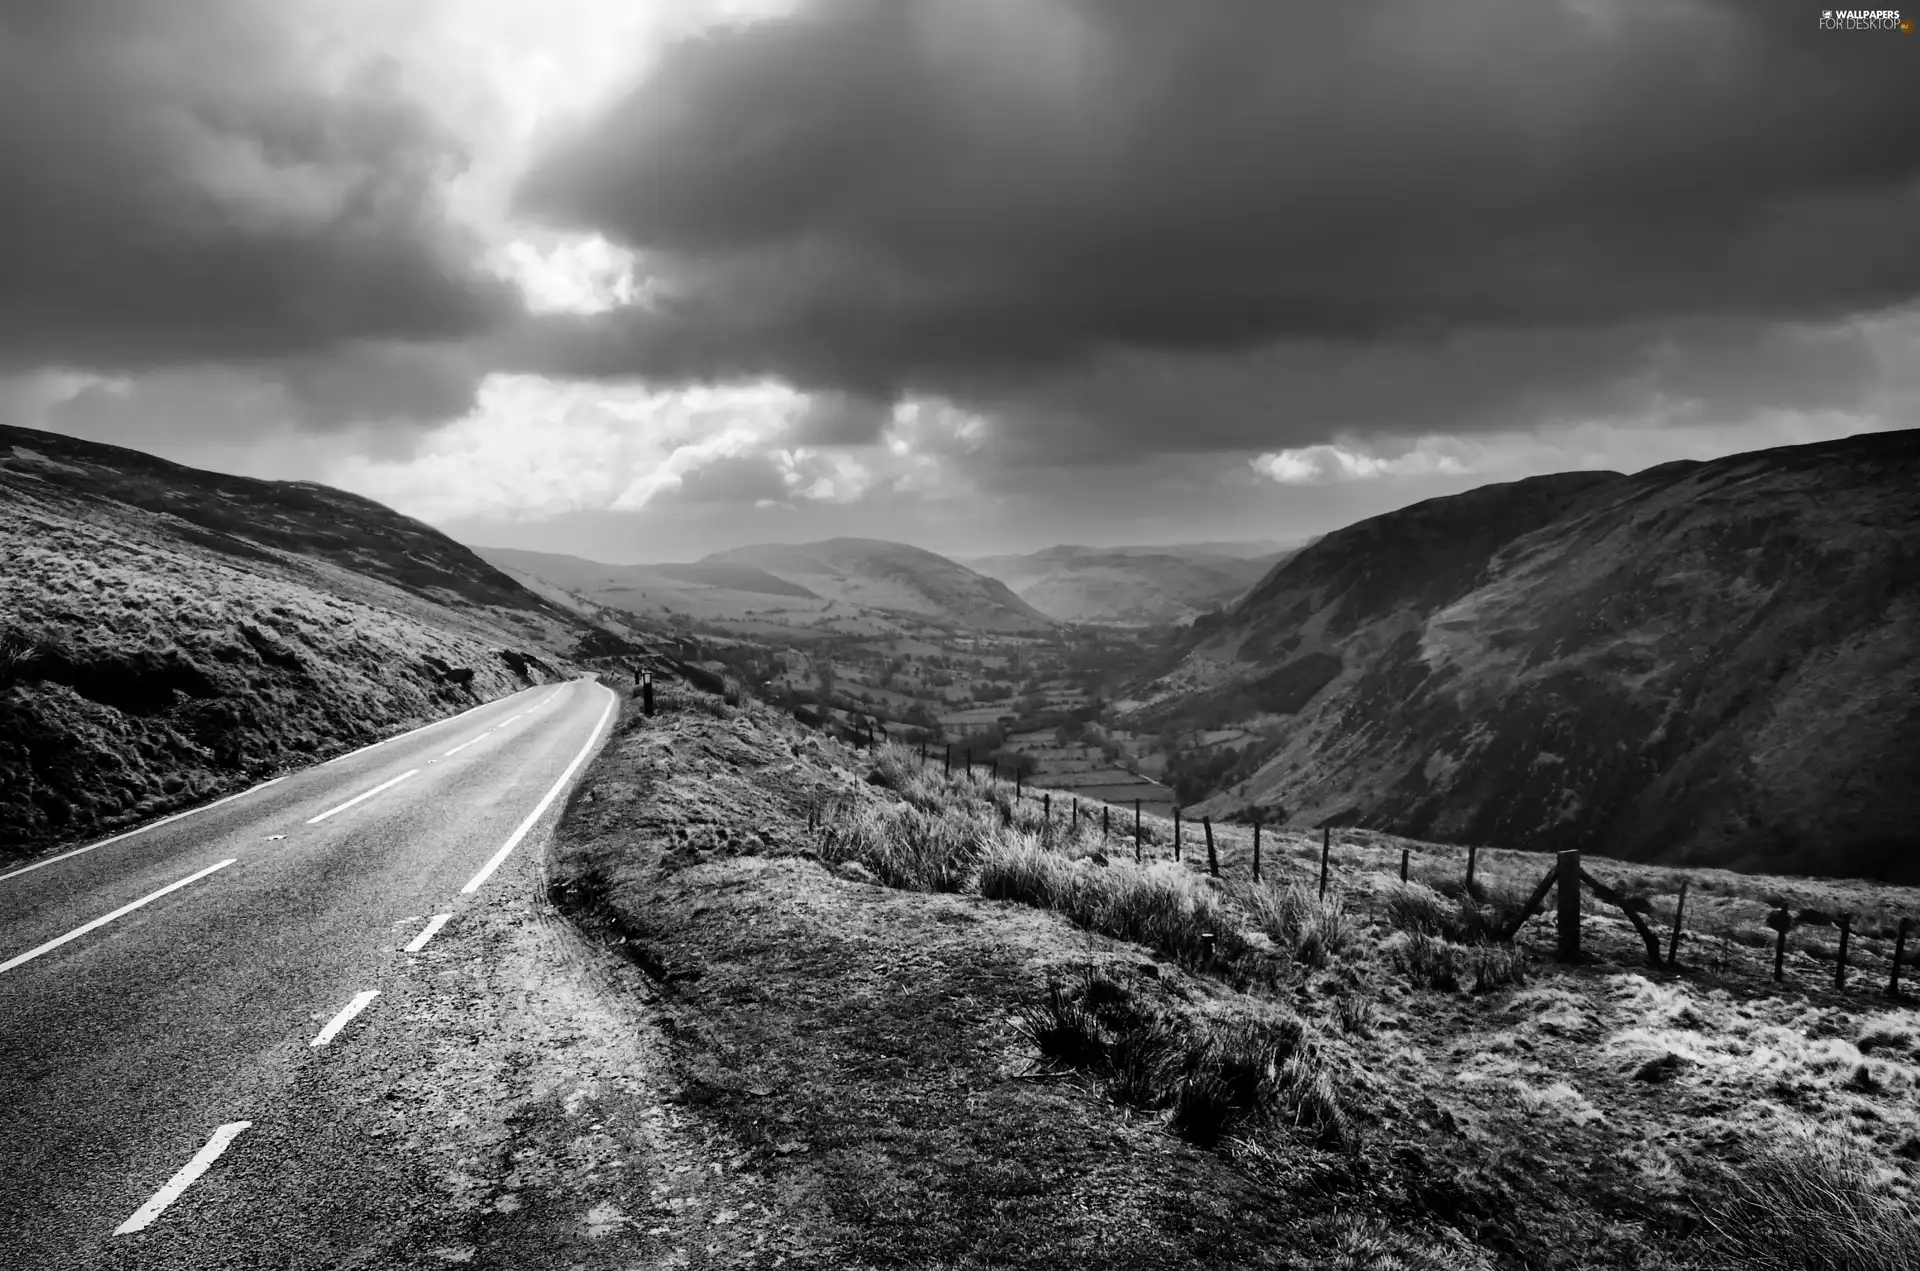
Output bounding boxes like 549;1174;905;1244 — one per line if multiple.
514;0;1920;449
3;0;1916;557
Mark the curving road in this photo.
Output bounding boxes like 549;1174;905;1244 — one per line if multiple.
0;677;621;1269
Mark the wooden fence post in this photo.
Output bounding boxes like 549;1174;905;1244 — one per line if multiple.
1556;850;1581;963
920;740;927;763
965;748;973;779
1891;917;1911;998
1174;807;1183;862
943;743;951;777
1400;848;1409;883
1253;821;1262;883
1466;843;1478;894
1016;767;1023;799
1667;879;1689;969
1318;826;1331;900
1134;799;1142;863
1771;910;1790;983
1102;805;1110;842
1072;798;1080;826
1042;792;1052;845
1836;913;1852;992
1203;816;1217;877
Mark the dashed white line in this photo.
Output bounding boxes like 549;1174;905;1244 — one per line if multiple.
113;1121;253;1236
403;914;451;953
0;779;282;886
441;712;525;758
321;694;526;766
460;685;617;895
0;859;237;976
310;990;380;1047
305;770;418;826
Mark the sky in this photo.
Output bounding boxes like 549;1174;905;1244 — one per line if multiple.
2;0;1916;565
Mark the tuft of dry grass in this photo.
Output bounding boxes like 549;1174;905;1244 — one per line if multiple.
1696;1128;1920;1271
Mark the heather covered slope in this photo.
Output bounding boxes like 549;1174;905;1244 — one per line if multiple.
1139;429;1920;879
705;537;1054;631
965;544;1292;625
0;430;594;860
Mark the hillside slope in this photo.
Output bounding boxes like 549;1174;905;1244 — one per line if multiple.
1137;429;1920;879
0;427;595;860
967;544;1293;624
705;537;1053;631
470;545;825;628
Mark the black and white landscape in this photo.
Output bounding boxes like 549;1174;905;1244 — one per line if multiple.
3;3;1918;1268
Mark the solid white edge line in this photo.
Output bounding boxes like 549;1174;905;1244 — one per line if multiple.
310;989;380;1047
0;859;237;976
460;685;617;895
304;769;419;826
113;1121;253;1236
0;779;284;886
403;913;451;953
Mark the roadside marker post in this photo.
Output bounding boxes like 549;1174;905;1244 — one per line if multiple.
1319;826;1330;899
1466;843;1478;894
1400;848;1409;883
1203;816;1217;877
1102;805;1109;843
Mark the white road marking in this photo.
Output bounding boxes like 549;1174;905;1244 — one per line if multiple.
322;689;540;767
404;913;452;953
460;685;617;895
310;990;380;1047
0;859;238;976
305;770;419;826
442;697;558;758
113;1121;252;1236
0;779;283;886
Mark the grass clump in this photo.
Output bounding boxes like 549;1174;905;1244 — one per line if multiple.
1237;880;1353;968
1385;879;1511;945
1695;1129;1920;1271
1010;972;1348;1151
821;799;987;892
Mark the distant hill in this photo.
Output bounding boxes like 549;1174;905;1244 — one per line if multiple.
0;424;595;859
471;545;828;628
703;538;1053;632
1130;429;1920;881
965;543;1299;625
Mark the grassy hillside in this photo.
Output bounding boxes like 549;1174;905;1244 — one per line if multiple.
550;685;1920;1269
0;429;595;860
1135;429;1920;880
966;544;1293;625
707;538;1054;632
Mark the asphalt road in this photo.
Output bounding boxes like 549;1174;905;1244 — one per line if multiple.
0;677;622;1269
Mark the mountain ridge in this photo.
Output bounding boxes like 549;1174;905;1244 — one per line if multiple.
1134;428;1920;880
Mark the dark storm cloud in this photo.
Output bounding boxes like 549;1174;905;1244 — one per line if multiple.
0;0;516;388
514;0;1920;437
786;391;893;446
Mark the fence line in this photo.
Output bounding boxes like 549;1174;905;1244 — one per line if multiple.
890;740;1919;999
